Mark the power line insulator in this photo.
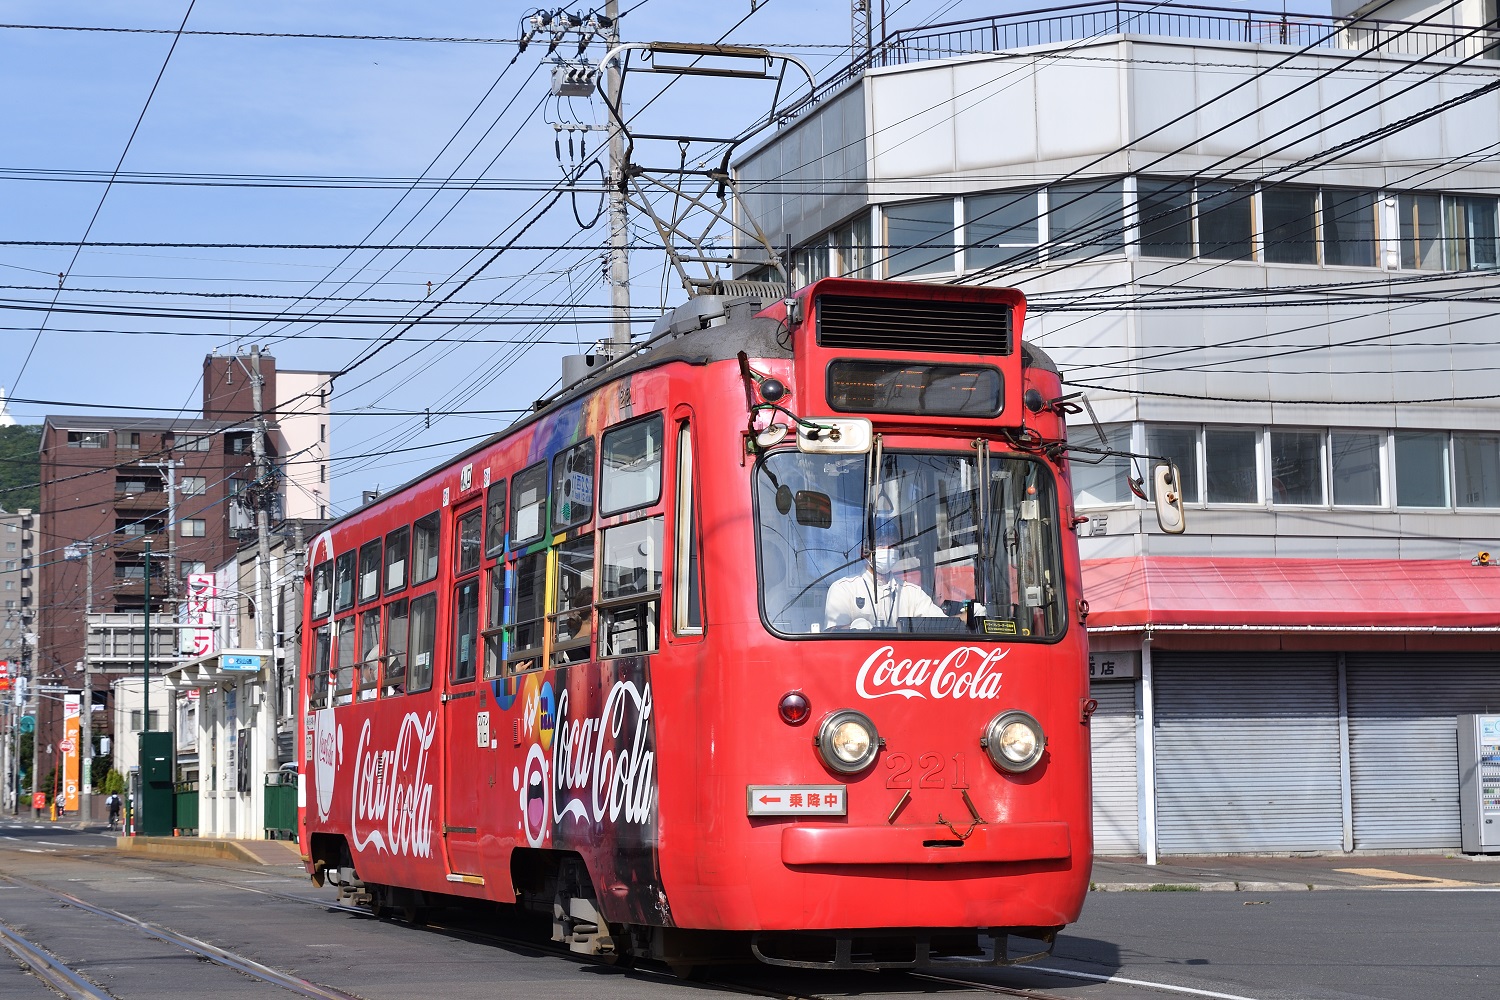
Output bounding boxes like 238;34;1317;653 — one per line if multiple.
550;63;596;97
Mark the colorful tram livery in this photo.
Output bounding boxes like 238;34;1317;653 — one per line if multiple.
299;278;1092;970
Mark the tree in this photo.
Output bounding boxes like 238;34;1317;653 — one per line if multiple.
0;424;42;512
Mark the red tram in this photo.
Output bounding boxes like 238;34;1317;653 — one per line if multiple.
298;277;1093;970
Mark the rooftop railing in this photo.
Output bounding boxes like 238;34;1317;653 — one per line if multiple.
779;2;1500;126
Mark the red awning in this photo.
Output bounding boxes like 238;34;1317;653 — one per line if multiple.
1082;556;1500;631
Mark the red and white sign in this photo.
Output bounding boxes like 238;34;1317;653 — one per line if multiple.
59;738;75;753
183;573;219;657
0;659;9;692
746;784;847;817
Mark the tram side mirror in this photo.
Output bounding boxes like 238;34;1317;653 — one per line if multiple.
794;490;833;529
1153;462;1187;534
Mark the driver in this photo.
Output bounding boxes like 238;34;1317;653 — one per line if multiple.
824;513;946;630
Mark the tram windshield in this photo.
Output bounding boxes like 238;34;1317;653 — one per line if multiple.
755;449;1065;640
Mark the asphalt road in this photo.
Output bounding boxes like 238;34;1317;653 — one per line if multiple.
0;822;1494;1000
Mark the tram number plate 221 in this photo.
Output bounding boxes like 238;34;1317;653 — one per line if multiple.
884;752;969;790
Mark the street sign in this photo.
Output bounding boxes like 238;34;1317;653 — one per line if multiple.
58;738;75;753
19;715;33;734
221;653;263;671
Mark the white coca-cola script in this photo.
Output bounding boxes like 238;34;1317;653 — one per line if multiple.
553;679;655;827
856;645;1008;700
351;711;435;858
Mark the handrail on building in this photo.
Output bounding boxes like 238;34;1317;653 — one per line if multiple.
777;1;1500;127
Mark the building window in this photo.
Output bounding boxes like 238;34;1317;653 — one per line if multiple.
1398;193;1443;270
67;431;108;448
884;198;956;277
1445;195;1500;271
1049;179;1124;260
180;519;207;537
1205;428;1261;503
176;434;212;451
1321;189;1378;268
181;476;206;496
1071;424;1132;506
1454;433;1500;508
1136;179;1192;259
181;560;207;578
1261;185;1319;264
831;214;871;277
964;189;1040;269
1394;431;1450;508
1197;182;1254;261
1145;425;1200;504
1331;431;1383;506
1269;430;1325;505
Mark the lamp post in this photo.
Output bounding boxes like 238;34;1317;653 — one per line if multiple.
64;541;96;825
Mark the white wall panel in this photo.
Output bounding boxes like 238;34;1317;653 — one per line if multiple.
869;67;956;179
952;61;1037;170
1037;58;1122;161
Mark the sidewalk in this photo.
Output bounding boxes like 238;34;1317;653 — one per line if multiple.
1092;852;1500;891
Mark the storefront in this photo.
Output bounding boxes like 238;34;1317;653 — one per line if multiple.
1083;556;1500;859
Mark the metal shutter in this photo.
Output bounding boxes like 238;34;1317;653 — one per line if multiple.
1346;653;1500;850
1153;652;1343;854
1089;681;1140;856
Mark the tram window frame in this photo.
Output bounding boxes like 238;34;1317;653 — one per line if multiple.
456;506;483;576
334;616;356;706
599;516;663;658
673;422;703;635
485;480;508;557
551;438;597;532
483;563;505;679
311;560;332;620
506;550;547;675
511;462;549;547
334;551;356;613
357;539;382;605
549;534;595;667
601;413;665;516
451;577;480;684
407;593;438;693
412;512;441;585
358;608;381;700
310;623;332;708
382;599;409;696
384;526;410;593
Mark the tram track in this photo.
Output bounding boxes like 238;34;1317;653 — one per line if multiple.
0;870;368;1000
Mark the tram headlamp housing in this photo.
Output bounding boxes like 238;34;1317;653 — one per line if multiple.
981;710;1045;773
815;709;880;774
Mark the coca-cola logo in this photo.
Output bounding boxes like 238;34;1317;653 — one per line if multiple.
856;645;1007;700
351;712;435;858
553;679;655;828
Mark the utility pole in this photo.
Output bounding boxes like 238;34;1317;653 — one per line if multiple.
604;0;630;353
142;537;152;736
249;348;278;787
68;542;95;825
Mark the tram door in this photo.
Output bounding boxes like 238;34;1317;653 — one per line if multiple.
443;504;486;878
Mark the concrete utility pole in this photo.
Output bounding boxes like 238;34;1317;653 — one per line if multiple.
249;348;278;783
605;0;631;353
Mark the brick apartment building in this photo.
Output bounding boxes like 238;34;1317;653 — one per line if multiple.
35;352;331;770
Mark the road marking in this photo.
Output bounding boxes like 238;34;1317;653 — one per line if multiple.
1029;964;1266;1000
1336;867;1478;888
34;842;69;848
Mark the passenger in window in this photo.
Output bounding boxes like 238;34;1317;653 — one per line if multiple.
824;513;948;630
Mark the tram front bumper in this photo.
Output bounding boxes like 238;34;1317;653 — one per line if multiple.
781;821;1070;867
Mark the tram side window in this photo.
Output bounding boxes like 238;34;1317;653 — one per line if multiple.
511;462;548;546
506;552;547;674
485;480;507;557
310;624;332;708
358;539;381;604
552;438;596;531
452;578;480;683
674;422;702;634
483;564;505;679
412;512;440;585
334;551;356;613
408;593;437;693
382;599;409;696
600;517;662;657
334;617;356;706
601;414;664;515
550;534;595;666
359;609;380;700
312;560;332;619
385;526;410;593
456;508;482;575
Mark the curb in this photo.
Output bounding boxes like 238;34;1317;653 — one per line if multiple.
1091;880;1328;892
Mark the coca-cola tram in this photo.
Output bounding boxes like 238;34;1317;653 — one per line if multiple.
299;277;1095;971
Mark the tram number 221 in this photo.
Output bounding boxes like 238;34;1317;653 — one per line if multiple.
885;752;969;790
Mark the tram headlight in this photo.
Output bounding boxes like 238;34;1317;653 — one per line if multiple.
981;711;1045;773
815;710;880;774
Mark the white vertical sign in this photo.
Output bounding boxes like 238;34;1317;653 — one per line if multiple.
184;573;219;657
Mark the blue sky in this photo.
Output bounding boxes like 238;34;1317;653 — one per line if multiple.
0;1;1320;512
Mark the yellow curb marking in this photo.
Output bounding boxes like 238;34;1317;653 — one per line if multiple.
1336;867;1478;888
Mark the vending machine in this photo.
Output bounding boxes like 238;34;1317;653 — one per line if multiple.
1458;714;1500;854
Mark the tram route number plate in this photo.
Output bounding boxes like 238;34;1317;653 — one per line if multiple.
746;785;847;816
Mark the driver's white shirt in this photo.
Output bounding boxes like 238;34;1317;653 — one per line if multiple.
824;570;945;630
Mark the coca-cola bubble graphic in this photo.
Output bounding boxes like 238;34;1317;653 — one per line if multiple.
313;709;340;822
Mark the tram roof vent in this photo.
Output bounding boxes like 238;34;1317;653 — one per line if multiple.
816;294;1012;356
651;295;731;338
